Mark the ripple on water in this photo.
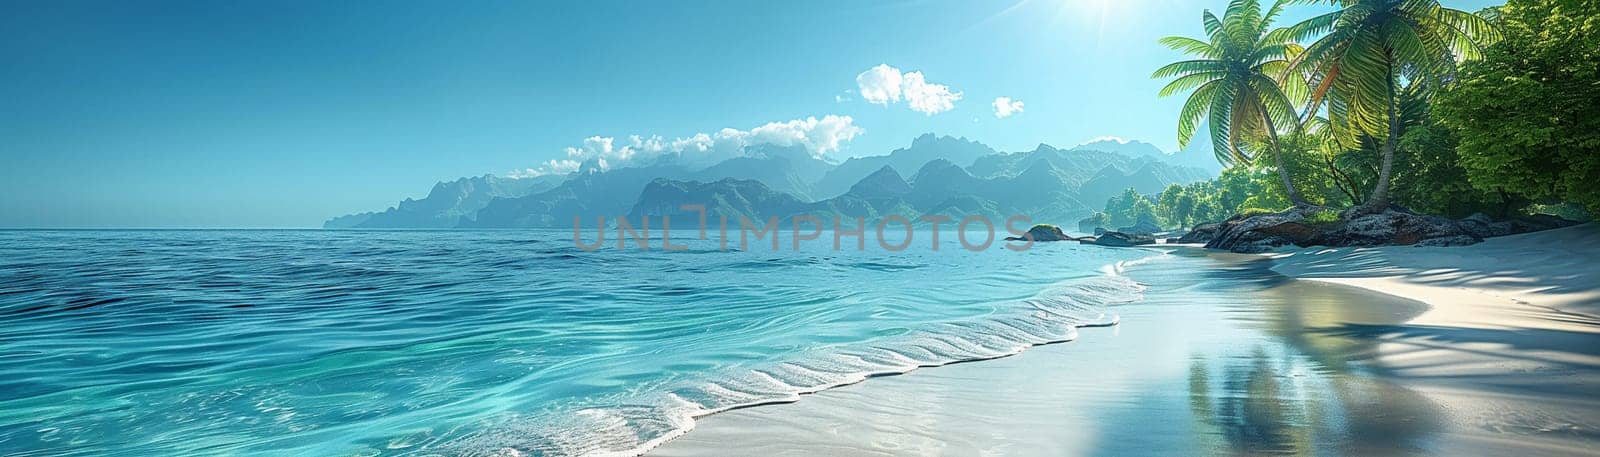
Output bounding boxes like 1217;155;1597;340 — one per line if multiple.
0;230;1154;456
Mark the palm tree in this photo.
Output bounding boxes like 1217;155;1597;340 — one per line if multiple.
1285;0;1498;213
1155;0;1310;207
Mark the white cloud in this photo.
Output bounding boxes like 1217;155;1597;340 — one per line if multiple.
564;136;619;160
854;64;962;115
856;64;903;105
513;115;864;176
992;97;1024;118
509;159;581;178
901;71;962;115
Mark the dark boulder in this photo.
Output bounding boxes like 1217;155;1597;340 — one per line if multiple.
1457;213;1511;239
1117;218;1164;237
1006;224;1072;242
1202;207;1310;253
1077;214;1108;235
1320;211;1473;247
1508;214;1583;234
1177;222;1222;244
1253;221;1323;246
1086;231;1156;247
1191;206;1583;252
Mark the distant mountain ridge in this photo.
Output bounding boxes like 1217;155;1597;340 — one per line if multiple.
325;134;1218;229
1070;137;1223;174
811;134;995;199
327;174;561;229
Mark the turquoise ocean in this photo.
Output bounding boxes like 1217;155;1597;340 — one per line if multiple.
0;229;1155;456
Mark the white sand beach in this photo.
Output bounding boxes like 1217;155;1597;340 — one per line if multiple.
1271;223;1600;455
653;224;1600;456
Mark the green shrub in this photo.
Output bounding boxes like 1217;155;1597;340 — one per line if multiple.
1238;207;1275;217
1304;209;1341;225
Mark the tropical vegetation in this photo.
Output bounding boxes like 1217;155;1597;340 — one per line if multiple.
1118;0;1595;230
1435;0;1600;215
1153;0;1309;206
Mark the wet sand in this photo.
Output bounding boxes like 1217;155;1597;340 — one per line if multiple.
654;247;1574;456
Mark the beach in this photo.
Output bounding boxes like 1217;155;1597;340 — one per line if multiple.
653;224;1600;456
1270;223;1600;455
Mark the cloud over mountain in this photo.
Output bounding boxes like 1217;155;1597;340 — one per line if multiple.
510;115;863;177
992;97;1024;118
856;64;962;115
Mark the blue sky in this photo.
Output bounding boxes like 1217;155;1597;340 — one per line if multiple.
0;0;1499;227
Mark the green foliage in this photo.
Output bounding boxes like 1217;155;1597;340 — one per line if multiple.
1153;0;1301;168
1393;117;1516;217
1304;209;1341;225
1286;0;1500;146
1083;211;1111;227
1435;0;1600;214
1149;0;1596;224
1285;0;1501;209
1102;163;1300;228
1526;203;1592;222
1155;184;1197;229
1218;165;1289;211
1128;199;1159;226
1273;125;1347;207
1238;207;1275;217
1103;188;1156;227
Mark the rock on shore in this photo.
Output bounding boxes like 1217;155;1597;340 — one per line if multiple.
1006;224;1077;242
1187;206;1581;253
1084;231;1156;247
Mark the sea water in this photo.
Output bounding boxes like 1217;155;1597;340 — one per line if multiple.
0;229;1154;456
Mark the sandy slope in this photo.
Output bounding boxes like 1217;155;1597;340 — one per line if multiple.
1271;223;1600;456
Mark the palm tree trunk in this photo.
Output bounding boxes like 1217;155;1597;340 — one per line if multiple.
1257;101;1308;207
1363;68;1399;214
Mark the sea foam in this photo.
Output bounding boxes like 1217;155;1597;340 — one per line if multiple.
446;273;1145;457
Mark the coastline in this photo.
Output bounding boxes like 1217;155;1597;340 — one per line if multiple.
652;224;1600;456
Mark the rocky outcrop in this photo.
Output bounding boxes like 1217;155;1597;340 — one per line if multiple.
1201;208;1308;253
1320;211;1469;247
1117;218;1164;237
1177;222;1222;244
1084;231;1156;247
1006;224;1076;242
1078;214;1109;235
1193;207;1581;253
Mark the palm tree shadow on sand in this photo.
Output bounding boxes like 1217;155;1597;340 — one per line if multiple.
1113;248;1447;455
1183;346;1441;456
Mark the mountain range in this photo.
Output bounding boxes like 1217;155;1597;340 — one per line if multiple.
325;134;1217;230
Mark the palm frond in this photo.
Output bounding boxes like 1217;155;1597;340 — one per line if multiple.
1177;80;1223;148
1284;10;1344;42
1152;59;1228;78
1203;10;1225;41
1159;71;1226;97
1209;83;1241;166
1158;36;1216;57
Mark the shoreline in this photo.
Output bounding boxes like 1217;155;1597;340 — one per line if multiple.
652;224;1599;456
617;255;1155;457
